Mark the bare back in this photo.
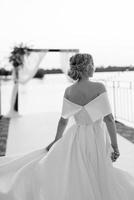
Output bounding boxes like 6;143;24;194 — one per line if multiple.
65;80;106;106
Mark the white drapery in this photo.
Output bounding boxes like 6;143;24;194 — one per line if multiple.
19;52;46;84
7;52;47;117
7;50;78;117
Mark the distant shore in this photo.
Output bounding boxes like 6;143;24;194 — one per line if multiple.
0;66;134;80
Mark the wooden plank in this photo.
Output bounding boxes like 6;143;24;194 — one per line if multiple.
27;48;79;53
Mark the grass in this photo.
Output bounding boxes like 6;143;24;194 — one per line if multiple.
115;121;134;144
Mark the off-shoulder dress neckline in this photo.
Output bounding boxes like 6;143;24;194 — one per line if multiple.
63;91;106;108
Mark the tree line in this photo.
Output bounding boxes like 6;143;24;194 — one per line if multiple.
0;66;134;79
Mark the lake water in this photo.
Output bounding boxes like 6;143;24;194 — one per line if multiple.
1;71;134;125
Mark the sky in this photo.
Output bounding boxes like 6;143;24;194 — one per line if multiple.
0;0;134;67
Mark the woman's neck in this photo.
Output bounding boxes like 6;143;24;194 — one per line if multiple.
77;76;89;83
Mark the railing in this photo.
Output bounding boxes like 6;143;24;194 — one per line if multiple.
103;80;134;126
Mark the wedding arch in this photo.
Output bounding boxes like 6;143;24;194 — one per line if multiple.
8;48;79;117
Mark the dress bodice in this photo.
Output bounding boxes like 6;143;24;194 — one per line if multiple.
61;92;112;126
73;108;93;125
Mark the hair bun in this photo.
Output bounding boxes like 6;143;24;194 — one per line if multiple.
68;68;82;81
68;53;94;81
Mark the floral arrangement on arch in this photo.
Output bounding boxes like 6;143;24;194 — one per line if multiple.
9;43;30;68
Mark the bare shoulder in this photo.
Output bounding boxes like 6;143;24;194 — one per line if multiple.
63;86;71;98
93;81;107;94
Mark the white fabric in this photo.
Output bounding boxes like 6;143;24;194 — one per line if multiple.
7;52;46;117
0;91;134;199
19;52;46;84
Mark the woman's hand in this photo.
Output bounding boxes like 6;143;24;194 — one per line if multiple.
46;140;56;152
111;146;120;162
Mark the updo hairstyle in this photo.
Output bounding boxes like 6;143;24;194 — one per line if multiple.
68;53;94;81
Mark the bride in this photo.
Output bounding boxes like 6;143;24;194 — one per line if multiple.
0;53;134;200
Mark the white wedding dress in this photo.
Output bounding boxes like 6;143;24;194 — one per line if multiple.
0;91;134;200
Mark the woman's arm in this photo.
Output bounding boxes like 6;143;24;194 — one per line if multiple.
103;113;118;148
46;88;69;151
46;117;68;151
54;117;69;141
103;113;120;161
54;87;69;141
97;82;120;161
98;83;118;148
